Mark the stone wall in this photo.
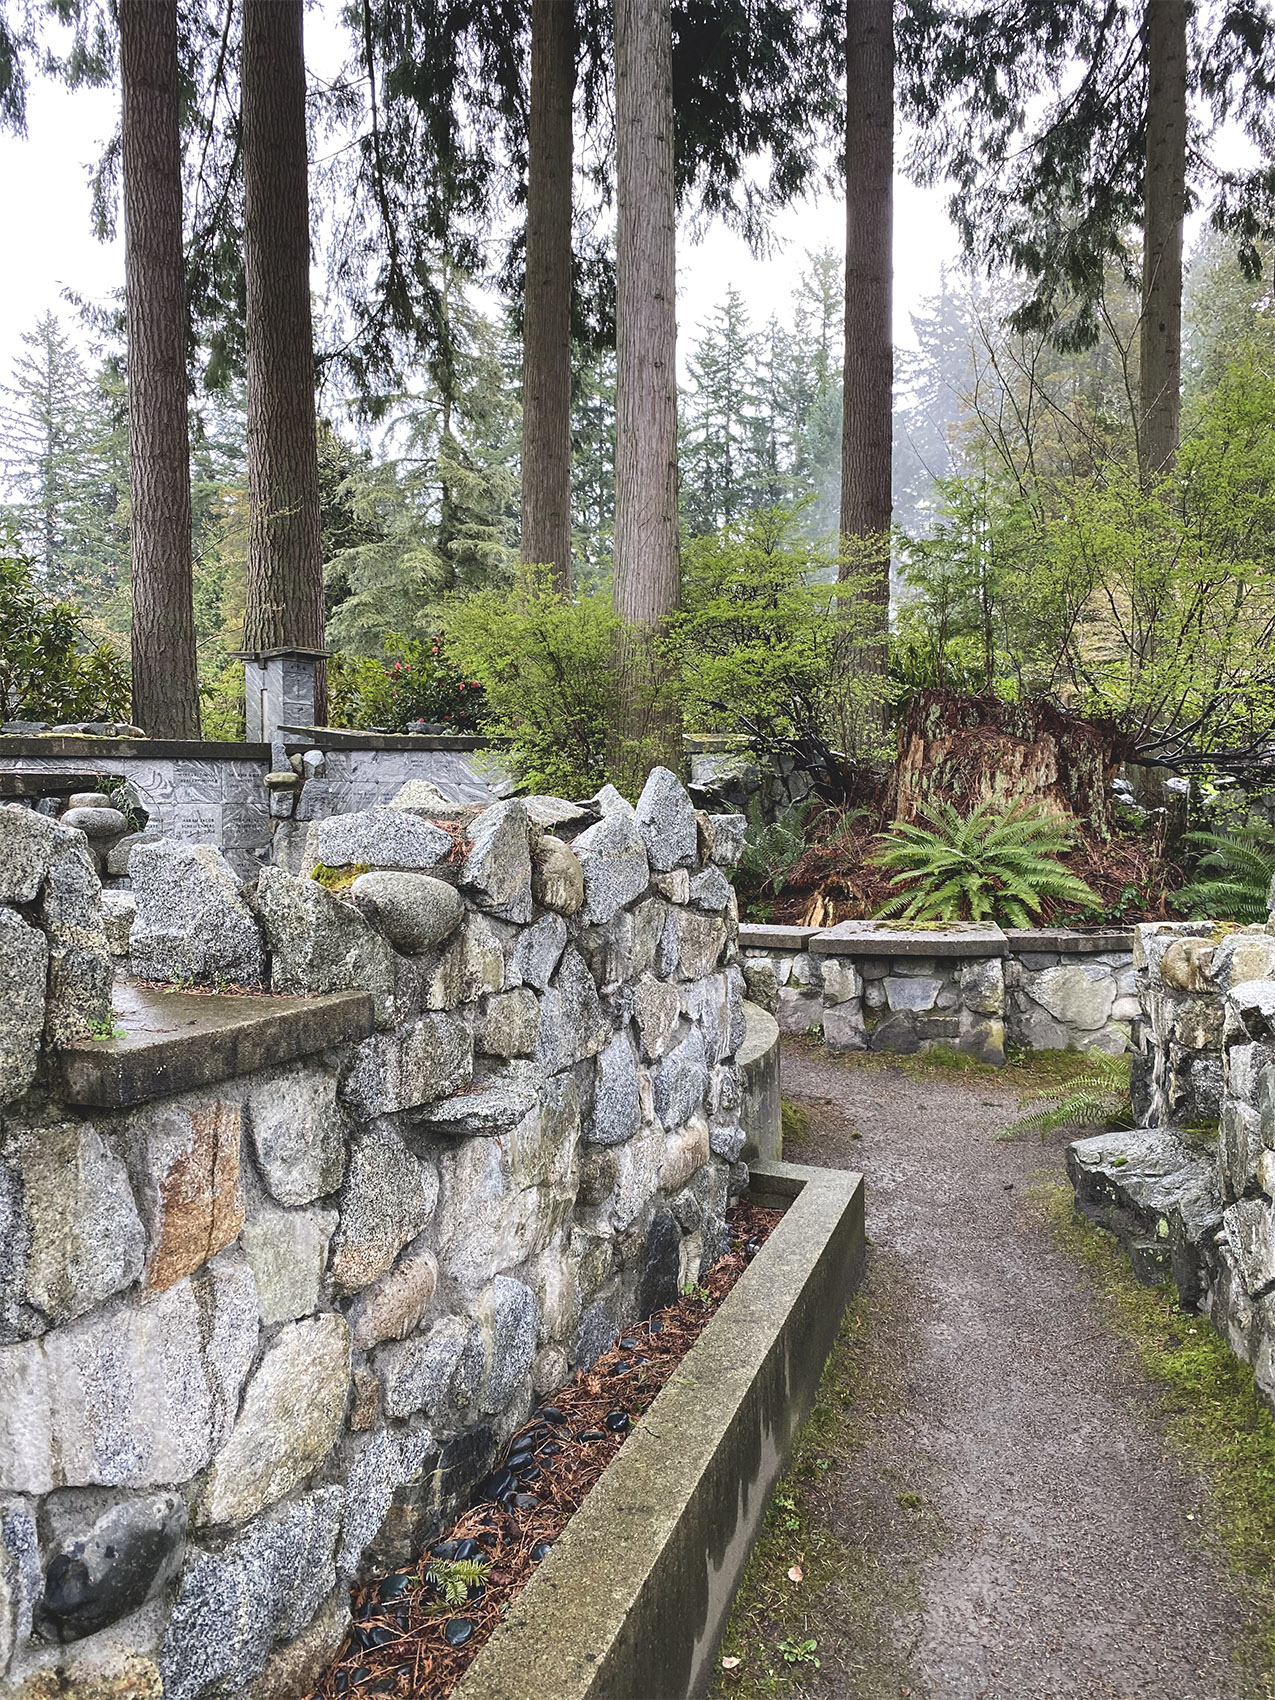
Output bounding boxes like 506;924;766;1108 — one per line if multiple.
739;922;1136;1062
0;735;511;881
0;771;750;1697
1130;922;1275;1127
1064;928;1275;1415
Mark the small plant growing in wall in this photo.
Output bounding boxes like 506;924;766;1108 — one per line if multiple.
999;1051;1132;1140
869;798;1098;928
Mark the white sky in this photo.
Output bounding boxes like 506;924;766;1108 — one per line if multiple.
0;8;960;394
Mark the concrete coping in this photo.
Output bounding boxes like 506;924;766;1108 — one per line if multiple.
740;919;1136;960
276;726;494;753
1001;927;1134;954
453;1159;866;1700
738;923;823;950
0;738;271;760
59;978;375;1109
811;919;1006;958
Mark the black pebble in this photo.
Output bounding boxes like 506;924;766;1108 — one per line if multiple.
517;1464;542;1483
512;1493;541;1510
531;1540;553;1561
377;1572;413;1602
620;1336;639;1349
540;1441;562;1456
354;1599;378;1622
605;1410;629;1432
453;1538;484;1562
536;1406;565;1424
356;1623;394;1650
432;1538;461;1561
578;1430;605;1442
608;1364;631;1378
445;1618;475;1648
649;1319;665;1334
479;1467;515;1502
335;1675;348;1695
505;1449;535;1472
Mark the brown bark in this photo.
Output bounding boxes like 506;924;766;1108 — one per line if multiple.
521;0;576;592
1139;0;1187;480
839;0;893;749
120;0;201;739
241;0;327;715
611;0;682;789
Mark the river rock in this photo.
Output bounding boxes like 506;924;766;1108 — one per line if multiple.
390;779;454;811
0;908;47;1106
0;1117;146;1333
130;841;264;988
351;870;464;954
573;809;649;925
306;808;454;874
37;1493;187;1643
60;806;127;840
198;1314;351;1526
531;835;584;915
461;800;534;923
635;768;698;872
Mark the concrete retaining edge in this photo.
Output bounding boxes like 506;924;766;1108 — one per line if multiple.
454;1159;866;1700
738;1001;781;1164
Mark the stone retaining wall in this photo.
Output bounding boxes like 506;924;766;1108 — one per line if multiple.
1063;926;1275;1415
0;736;511;881
739;922;1136;1062
0;771;749;1697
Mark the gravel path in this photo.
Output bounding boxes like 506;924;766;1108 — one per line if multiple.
769;1041;1251;1700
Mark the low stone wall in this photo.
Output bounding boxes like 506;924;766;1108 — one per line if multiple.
0;771;750;1697
740;921;1136;1062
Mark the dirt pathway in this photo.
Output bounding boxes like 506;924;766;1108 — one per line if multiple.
719;1041;1254;1700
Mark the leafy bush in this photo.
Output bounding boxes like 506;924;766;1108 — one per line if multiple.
1174;823;1275;923
0;540;131;724
328;633;484;733
869;798;1099;927
667;506;893;764
444;567;619;796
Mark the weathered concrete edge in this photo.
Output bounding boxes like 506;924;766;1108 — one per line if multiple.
454;1159;866;1700
59;990;376;1108
739;1001;781;1165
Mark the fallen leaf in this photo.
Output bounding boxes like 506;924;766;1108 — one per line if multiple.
721;1656;741;1669
787;1564;804;1583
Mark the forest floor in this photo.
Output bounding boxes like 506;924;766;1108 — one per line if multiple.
711;1040;1275;1700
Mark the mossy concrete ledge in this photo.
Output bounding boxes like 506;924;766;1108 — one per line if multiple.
455;1159;866;1700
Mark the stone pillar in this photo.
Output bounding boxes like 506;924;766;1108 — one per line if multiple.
241;649;327;746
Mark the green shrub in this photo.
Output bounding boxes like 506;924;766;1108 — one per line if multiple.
869;797;1099;927
0;539;131;724
328;633;484;733
443;566;620;797
667;506;892;761
999;1050;1132;1140
1174;823;1275;923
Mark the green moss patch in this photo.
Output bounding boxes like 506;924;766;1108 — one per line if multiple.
310;862;370;893
1038;1179;1275;1695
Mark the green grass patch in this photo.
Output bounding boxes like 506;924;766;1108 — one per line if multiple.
780;1099;813;1148
1039;1180;1275;1693
711;1278;939;1698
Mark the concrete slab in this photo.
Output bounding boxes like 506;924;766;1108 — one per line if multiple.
1003;927;1134;955
60;977;374;1108
811;919;1006;957
737;924;822;951
454;1159;866;1700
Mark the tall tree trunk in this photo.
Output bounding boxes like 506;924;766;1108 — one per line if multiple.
120;0;201;738
612;0;681;789
521;0;576;592
1139;0;1187;480
839;0;893;749
241;0;326;716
